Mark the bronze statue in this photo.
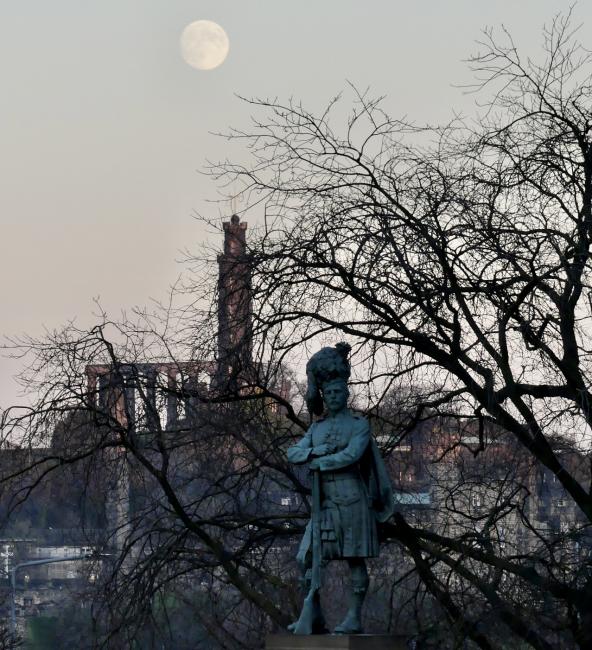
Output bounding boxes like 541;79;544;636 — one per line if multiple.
287;343;393;635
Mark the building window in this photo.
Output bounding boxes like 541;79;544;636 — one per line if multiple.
281;497;292;507
156;373;169;428
196;370;210;390
174;372;185;420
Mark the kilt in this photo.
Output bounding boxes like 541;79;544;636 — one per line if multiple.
297;469;379;564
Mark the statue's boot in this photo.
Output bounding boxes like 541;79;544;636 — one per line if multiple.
288;570;328;634
334;575;368;635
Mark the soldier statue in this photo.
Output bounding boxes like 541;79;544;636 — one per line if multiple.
287;343;393;635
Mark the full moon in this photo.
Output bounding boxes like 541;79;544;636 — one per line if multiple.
180;20;229;71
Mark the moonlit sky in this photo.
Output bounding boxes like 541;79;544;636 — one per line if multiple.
1;0;590;405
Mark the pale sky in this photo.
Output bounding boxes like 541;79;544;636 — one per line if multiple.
1;0;589;405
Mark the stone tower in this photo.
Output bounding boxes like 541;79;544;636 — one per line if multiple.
215;214;253;391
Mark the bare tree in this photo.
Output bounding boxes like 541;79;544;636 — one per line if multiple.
0;301;314;648
202;11;592;649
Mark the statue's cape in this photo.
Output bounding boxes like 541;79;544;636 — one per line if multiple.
360;438;394;523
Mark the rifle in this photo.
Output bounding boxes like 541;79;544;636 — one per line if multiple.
292;467;325;634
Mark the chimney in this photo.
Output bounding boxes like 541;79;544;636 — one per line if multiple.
215;214;253;391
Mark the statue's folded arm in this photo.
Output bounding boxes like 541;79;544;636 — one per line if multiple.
317;418;370;472
286;426;314;464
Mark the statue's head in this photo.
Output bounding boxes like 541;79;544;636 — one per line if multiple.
321;377;349;415
305;342;351;416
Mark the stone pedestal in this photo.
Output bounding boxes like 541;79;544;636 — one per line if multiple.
265;634;407;649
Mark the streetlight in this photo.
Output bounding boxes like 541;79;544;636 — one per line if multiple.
9;552;111;635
